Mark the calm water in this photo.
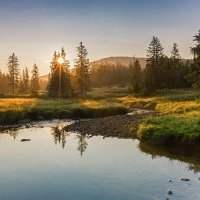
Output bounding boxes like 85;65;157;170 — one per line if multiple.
0;120;200;200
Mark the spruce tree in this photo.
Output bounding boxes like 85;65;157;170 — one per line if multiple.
129;59;142;93
187;30;200;88
24;67;29;93
75;42;90;97
191;30;200;62
170;43;183;88
0;70;9;95
8;53;19;95
18;71;25;94
48;48;71;98
144;36;163;94
31;64;40;95
171;43;180;60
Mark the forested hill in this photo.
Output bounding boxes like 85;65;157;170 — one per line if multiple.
39;56;147;82
91;57;147;68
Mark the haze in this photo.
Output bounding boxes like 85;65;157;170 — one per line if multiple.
0;0;200;74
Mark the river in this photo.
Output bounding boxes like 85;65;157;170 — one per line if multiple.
0;120;199;200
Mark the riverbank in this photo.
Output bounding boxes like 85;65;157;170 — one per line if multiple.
66;110;154;138
1;87;200;145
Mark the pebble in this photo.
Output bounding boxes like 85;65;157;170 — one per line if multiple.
21;139;31;142
25;124;31;128
180;178;190;182
168;190;173;195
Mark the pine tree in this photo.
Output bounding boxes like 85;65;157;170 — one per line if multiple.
187;30;200;88
31;64;40;95
75;42;90;97
0;70;9;95
48;48;71;98
171;43;181;60
170;43;184;88
147;36;163;64
24;67;29;93
191;30;200;62
144;36;163;94
129;59;142;93
18;71;25;93
8;53;19;95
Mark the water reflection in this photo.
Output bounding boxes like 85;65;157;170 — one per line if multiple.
51;125;88;156
8;129;19;140
77;134;88;156
138;142;200;173
51;125;68;149
1;122;200;173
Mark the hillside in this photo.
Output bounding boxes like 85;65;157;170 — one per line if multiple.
39;56;146;80
91;56;147;68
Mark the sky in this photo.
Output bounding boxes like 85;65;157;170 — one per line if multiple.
0;0;200;75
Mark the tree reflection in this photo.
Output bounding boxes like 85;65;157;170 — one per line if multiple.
138;142;200;173
51;125;68;149
77;134;88;156
9;129;18;140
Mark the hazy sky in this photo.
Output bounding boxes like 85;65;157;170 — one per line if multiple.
0;0;200;74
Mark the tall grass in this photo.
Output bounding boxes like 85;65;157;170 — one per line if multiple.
0;91;129;125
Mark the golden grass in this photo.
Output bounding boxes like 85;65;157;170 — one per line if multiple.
0;98;38;111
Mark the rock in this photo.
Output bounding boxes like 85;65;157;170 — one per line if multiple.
168;190;173;195
25;124;31;128
21;139;31;142
180;178;190;182
168;179;172;183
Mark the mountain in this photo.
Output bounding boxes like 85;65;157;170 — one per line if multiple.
91;56;147;68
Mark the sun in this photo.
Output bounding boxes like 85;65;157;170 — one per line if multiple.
57;57;64;64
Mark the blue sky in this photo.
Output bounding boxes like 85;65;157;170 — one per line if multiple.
0;0;200;74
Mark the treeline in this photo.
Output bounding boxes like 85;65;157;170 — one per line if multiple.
1;30;200;97
129;30;200;95
0;53;40;96
0;42;90;97
131;39;191;95
91;30;200;95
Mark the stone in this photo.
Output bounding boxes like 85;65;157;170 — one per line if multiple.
180;178;190;182
168;190;173;195
21;139;31;142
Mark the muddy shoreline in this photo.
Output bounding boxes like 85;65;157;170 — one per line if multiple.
0;109;155;133
66;110;155;138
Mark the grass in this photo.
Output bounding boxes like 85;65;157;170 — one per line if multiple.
132;89;200;145
1;87;200;146
0;88;129;125
137;115;200;145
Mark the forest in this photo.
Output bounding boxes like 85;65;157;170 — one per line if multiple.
1;30;200;98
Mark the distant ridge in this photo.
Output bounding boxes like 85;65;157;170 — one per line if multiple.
91;56;147;68
40;56;147;82
39;56;191;88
